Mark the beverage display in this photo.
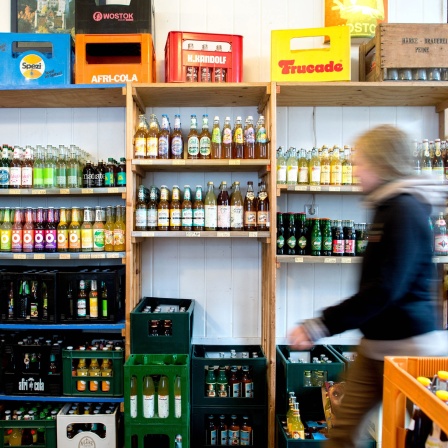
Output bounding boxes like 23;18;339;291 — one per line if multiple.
204;365;256;399
204;414;254;446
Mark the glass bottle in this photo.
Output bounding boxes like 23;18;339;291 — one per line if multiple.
311;218;322;256
11;208;23;253
434;212;448;255
135;186;148;231
355;223;368;256
130;375;138;418
217;181;231;231
174;375;182;418
241;366;253;398
344;220;356;257
332;220;344;256
276;147;287;184
421;139;432;175
286;148;298;185
243;115;256;159
193;185;205;229
287;394;297;433
113;205;126;251
44;207;57;253
211;116;222;159
309;147;321;186
342;145;353;185
170;114;184;159
244;181;257;231
9;146;22;189
147;186;158;231
320;145;331;185
296;212;307;255
21;146;33;189
17;280;29;319
181;185;193;231
170;185;182;231
158;186;170;231
104;158;116;187
404;404;432;448
158;114;170;159
101;281;108;319
218;415;228;445
158;375;169;418
33;207;45;253
143;375;155;418
232;116;244;159
204;181;217;231
93;206;105;252
95;159;105;188
277;212;285;255
255;115;268;159
104;206;115;252
77;280;87;318
134;114;148;159
256;180;269;231
81;207;94;252
205;366;216;397
221;116;232;159
286;213;296;255
117;157;126;187
322;218;332;256
146;114;159;159
30;280;39;319
228;415;240;445
82;160;95;188
187;114;199;159
230;181;244;230
229;367;241;397
290;403;305;439
23;207;35;253
216;366;228;397
330;146;342;186
433;138;444;183
67;147;79;188
240;416;253;445
297;149;309;185
55;145;67;188
68;207;81;252
199;114;211;159
8;280;14;319
57;207;69;252
89;280;98;319
206;415;217;445
43;146;56;188
0;144;10;189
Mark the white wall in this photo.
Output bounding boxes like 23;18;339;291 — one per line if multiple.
0;0;445;345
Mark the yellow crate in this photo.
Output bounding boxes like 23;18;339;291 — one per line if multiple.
382;356;448;448
271;26;351;82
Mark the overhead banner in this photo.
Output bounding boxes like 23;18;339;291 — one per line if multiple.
325;0;388;39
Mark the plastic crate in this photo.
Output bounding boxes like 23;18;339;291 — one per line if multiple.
62;348;124;397
57;266;125;323
0;33;73;86
191;405;267;447
3;340;62;396
124;354;190;426
383;356;448;448
165;31;243;83
57;403;121;448
0;416;57;448
125;422;189;448
191;345;267;407
276;345;345;416
130;297;194;354
326;345;358;365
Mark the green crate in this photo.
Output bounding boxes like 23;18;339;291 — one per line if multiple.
125;422;189;448
124;354;190;426
130;297;194;354
62;348;124;397
0;416;57;448
191;345;267;407
327;345;358;366
276;345;345;416
276;415;376;447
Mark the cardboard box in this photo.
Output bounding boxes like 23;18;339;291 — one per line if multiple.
271;26;351;82
0;33;73;86
359;23;448;82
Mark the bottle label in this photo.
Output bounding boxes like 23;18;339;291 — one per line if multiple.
130;395;137;418
298;236;307;249
188;136;199;156
200;136;211;157
11;229;23;251
311;165;321;183
331;165;342;185
257;211;269;227
311;236;322;251
147;137;158;157
287;166;298;183
45;229;57;250
292;430;305;439
244;381;254;398
158;136;169;157
93;229;105;251
244;211;256;227
277;166;287;183
143;395;155;418
34;229;45;250
147;209;158;228
298;166;309;184
105;172;114;187
117;171;126;186
170;209;182;227
356;239;368;255
104;229;113;247
230;205;243;229
217;205;230;229
158;395;169;418
287;236;296;249
344;239;355;255
205;205;217;228
81;229;94;250
21;167;33;187
231;382;241;397
193;209;205;227
0;167;9;187
217;382;227;397
220;430;228;445
171;136;183;156
277;235;285;249
234;128;243;144
228;430;240;444
342;166;353;184
136;209;147;228
23;229;34;251
209;429;217;445
240;429;251;445
113;228;125;247
10;167;21;186
206;382;216;397
181;208;193;227
77;298;86;317
320;165;330;184
323;237;332;252
212;128;221;143
67;174;77;186
90;298;98;318
332;239;344;254
174;395;181;418
158;209;170;228
435;234;448;254
43;168;55;187
134;137;146;157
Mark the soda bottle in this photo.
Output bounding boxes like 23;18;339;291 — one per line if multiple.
17;280;29;319
193;185;205;229
93;206;105;252
170;114;184;159
256;181;269;231
228;415;240;445
134;114;148;159
286;213;296;255
181;185;193;231
68;207;82;252
174;375;182;418
30;280;39;319
218;415;228;445
89;280;98;319
297;149;309;185
170;185;182;231
158;375;169;418
311;218;322;256
342;145;353;185
243;116;256;159
421;139;432;175
216;366;228;397
0;144;10;188
232;116;244;159
21;146;33;188
44;207;57;253
186;43;198;82
199;114;211;159
330;146;342;186
433;138;445;183
113;205;126;251
67;146;80;188
344;220;356;257
205;366;217;397
217;181;231;231
229;367;241;397
206;415;217;445
11;208;23;253
117;157;126;187
434;212;448;255
276;147;287;184
104;206;115;252
204;181;217;231
135;186;147;231
244;181;257;231
101;281;108;319
211;116;222;159
286;148;298;185
147;186;158;231
81;207;94;252
130;375;138;418
322;218;332;256
241;366;253;398
9;146;22;189
146;114;159;159
240;416;253;445
187;114;200;159
320;145;331;185
23;207;35;253
230;181;244;230
286;393;297;433
277;213;285;255
214;44;227;82
43;146;56;188
82;161;95;188
296;212;307;255
255;115;268;159
158;186;170;231
33;207;45;253
221;116;232;159
290;403;305;439
88;356;100;391
8;281;14;319
55;146;67;188
143;375;155;418
158;114;170;159
77;280;87;318
309;147;321;186
104;158;116;187
95;159;106;188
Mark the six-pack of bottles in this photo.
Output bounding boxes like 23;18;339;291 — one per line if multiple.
0;205;126;253
0;144;126;189
133;113;269;160
135;181;270;232
205;413;254;445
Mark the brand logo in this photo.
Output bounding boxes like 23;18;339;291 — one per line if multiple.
79;436;96;448
18;377;45;391
187;54;227;64
20;54;45;79
91;74;139;83
278;60;344;75
92;11;134;22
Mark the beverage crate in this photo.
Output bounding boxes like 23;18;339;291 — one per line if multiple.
3;339;62;396
0;268;57;324
75;33;156;84
75;0;154;35
0;414;57;448
57;403;121;448
383;356;448;448
0;33;73;86
327;345;358;365
62;348;124;397
125;422;189;448
124;353;190;426
276;345;345;415
359;23;448;81
276;415;377;447
191;405;267;447
191;345;267;407
57;266;125;323
130;297;194;354
165;31;243;83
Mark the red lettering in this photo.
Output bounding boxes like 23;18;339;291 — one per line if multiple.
278;60;295;74
277;59;344;75
315;64;324;73
334;63;343;72
306;65;315;73
325;61;334;72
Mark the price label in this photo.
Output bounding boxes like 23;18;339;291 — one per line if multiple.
229;160;241;165
79;253;91;259
108;188;119;193
144;160;154;165
13;254;27;259
59;254;71;259
294;185;308;191
108;253;120;258
329;186;341;192
8;189;20;195
33;254;45;260
81;188;94;194
341;258;352;264
249;232;258;238
173;160;186;165
294;257;304;263
324;258;337;263
186;231;201;237
352;186;363;192
433;257;441;264
217;232;230;238
142;232;154;237
91;253;106;259
60;189;70;195
32;189;47;195
310;186;321;192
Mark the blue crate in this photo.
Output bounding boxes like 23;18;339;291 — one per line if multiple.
0;33;73;86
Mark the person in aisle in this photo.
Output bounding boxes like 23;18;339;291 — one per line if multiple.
288;124;448;448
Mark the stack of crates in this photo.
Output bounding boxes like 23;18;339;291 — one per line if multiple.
74;0;156;84
191;344;268;447
125;297;195;448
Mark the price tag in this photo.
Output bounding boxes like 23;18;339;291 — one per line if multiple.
108;253;120;258
294;257;304;263
229;160;241;165
8;189;20;195
79;253;91;259
13;254;27;259
217;232;230;237
433;257;441;264
32;189;47;195
352;186;363;192
60;189;70;195
186;231;201;237
59;254;71;259
142;232;154;237
310;186;321;192
341;258;352;264
173;160;186;165
145;160;154;164
294;185;308;191
91;253;106;259
249;232;258;238
81;188;94;194
33;254;45;260
108;188;119;193
324;258;337;263
329;186;341;192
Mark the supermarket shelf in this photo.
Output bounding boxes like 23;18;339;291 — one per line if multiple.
132;159;270;173
0;252;126;260
0;394;124;403
0;187;126;196
0;320;125;331
0;84;126;109
277;255;363;264
132;230;270;240
277;184;363;195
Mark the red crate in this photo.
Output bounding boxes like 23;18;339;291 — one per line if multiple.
165;31;243;83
